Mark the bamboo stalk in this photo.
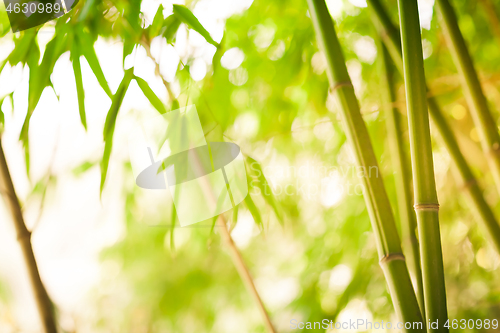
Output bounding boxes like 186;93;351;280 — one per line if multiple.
367;0;500;256
377;39;425;316
306;0;423;329
436;0;500;197
396;0;449;331
0;138;57;333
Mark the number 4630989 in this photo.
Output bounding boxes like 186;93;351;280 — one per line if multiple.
444;319;498;330
6;2;62;14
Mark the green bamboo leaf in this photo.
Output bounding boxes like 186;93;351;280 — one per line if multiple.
72;41;87;130
149;5;165;39
0;96;5;132
100;69;134;194
77;30;112;98
172;5;219;47
229;204;239;232
7;30;37;66
163;14;181;44
246;156;284;226
134;76;167;114
21;31;67;149
244;194;263;229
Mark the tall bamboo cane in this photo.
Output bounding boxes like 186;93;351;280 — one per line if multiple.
396;0;449;330
306;0;423;329
367;0;500;255
436;0;500;197
0;138;57;333
377;39;425;316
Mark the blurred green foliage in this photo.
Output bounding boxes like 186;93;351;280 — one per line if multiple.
2;0;500;331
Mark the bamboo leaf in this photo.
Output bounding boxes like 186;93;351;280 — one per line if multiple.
0;96;5;132
21;31;67;152
244;194;263;229
149;4;165;39
72;40;87;130
246;156;284;226
134;76;167;114
172;5;219;47
77;30;113;98
163;14;181;44
100;69;134;194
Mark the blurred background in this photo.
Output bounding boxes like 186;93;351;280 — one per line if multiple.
0;0;500;332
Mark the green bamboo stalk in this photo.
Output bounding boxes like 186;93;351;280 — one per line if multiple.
307;0;423;329
436;0;500;197
396;0;449;331
377;39;425;317
367;0;500;256
0;138;57;333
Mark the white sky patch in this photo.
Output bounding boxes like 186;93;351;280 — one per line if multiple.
321;173;345;208
329;264;353;291
230;210;256;248
221;47;245;70
256;277;300;310
311;51;327;75
353;36;377;64
348;0;367;8
326;0;344;19
346;59;363;96
337;299;373;332
189;57;207;81
233;112;259;139
418;0;435;30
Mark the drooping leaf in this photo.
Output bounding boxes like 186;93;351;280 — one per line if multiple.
20;31;67;146
72;161;96;176
0;96;5;132
6;30;37;66
172;5;219;47
244;194;263;229
122;0;141;65
100;69;134;194
77;30;112;98
71;38;87;130
163;14;181;44
230;203;239;232
148;5;165;39
134;76;167;114
246;156;284;226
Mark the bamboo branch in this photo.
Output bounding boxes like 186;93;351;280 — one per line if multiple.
377;39;425;317
216;214;276;333
306;0;423;329
185;135;276;333
436;0;500;197
368;0;500;257
0;137;57;333
140;35;176;103
396;0;449;330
